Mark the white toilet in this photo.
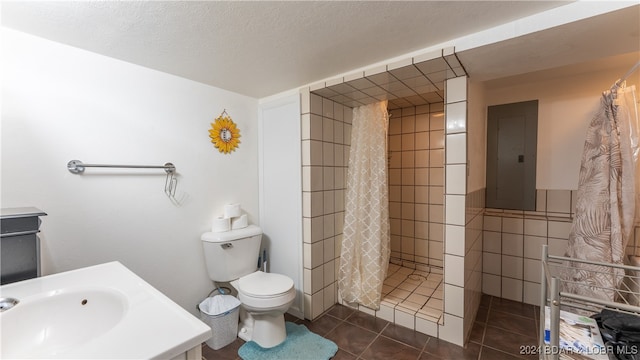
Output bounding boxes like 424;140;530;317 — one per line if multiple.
201;225;296;348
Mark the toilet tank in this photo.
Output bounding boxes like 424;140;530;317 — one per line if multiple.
201;225;262;282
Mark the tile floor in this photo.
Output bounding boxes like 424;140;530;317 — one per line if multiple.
203;294;539;360
379;264;444;324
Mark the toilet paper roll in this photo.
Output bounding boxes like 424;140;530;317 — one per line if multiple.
223;203;242;219
231;214;248;230
211;216;231;233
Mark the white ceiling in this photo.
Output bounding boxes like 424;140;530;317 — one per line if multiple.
2;1;638;99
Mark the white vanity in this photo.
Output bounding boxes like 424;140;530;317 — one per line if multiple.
0;261;211;359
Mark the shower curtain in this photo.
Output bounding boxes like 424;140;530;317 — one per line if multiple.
338;101;390;310
565;84;639;302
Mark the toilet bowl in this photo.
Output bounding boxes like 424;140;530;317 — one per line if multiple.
201;225;296;349
231;271;296;348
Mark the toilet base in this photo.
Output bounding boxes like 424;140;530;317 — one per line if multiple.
237;308;287;348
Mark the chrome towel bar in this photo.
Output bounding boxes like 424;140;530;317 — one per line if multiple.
67;160;175;174
67;160;177;199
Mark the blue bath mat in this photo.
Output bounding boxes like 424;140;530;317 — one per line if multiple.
238;322;338;360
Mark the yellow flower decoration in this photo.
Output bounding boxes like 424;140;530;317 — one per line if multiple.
209;112;241;154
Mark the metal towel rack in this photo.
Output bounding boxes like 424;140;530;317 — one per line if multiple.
67;160;177;198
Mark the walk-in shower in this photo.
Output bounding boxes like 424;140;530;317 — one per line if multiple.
301;48;475;344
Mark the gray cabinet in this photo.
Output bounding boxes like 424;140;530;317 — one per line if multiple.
1;207;47;284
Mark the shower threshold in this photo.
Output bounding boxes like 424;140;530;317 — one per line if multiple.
339;263;443;337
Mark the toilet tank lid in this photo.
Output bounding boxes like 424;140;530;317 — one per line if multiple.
201;224;262;243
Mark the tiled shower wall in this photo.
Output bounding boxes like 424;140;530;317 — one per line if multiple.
482;189;575;305
300;75;475;347
388;104;445;269
300;92;351;319
482;189;640;306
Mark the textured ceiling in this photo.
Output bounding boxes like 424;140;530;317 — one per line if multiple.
1;1;573;98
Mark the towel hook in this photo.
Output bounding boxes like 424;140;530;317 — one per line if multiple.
164;162;177;198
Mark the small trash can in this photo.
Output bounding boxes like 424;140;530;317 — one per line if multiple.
198;294;241;350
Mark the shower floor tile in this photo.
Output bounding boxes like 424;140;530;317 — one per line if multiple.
382;265;444;325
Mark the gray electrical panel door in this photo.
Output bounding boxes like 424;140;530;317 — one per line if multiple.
486;100;538;210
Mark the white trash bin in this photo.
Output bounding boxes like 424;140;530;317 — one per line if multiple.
198;294;241;350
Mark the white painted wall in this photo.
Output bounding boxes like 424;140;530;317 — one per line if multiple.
1;28;259;314
258;92;303;318
484;63;640;190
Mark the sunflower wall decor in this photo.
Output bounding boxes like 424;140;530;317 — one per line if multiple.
209;110;241;154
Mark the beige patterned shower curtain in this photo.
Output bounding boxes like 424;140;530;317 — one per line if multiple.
338;101;390;310
565;84;639;302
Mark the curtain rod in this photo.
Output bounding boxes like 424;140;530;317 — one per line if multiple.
615;60;640;87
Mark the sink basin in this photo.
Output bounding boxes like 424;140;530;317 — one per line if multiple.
2;287;127;357
0;262;211;359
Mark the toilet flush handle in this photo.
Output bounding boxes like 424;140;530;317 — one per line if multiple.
220;243;233;249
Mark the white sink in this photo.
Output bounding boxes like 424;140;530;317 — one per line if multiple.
0;262;211;359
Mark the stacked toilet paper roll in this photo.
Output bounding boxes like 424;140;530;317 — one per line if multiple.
223;203;242;218
211;203;249;232
211;216;230;233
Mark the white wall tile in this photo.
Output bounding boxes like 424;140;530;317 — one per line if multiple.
523;258;541;283
446;133;466;164
483;252;501;275
483;231;501;253
484;216;502;231
430;167;444;185
502;233;523;257
502;255;523;279
446;76;467;104
312;290;324;318
502;277;523;302
323;167;334;190
395;308;416;330
311;191;323;217
416;316;438;337
311;241;324;268
446;164;466;195
430;131;445;149
324;260;335;286
324;214;335;238
310;140;323;166
548;221;571;239
502;217;523;234
524;235;547;259
524;219;547;237
445;102;467;134
300;88;311;114
324;282;336;310
310;94;323;115
303;268;311;294
310;166;323;191
310;114;323;141
303;243;311;269
444;284;464;317
445;225;465;256
323;190;334;214
324;237;335;262
322;98;334;118
444;254;464;287
548;238;568;256
376;303;395;322
439;314;463;346
311;266;323;293
523;281;541;306
416;113;430;132
445;195;465;226
311;216;323;243
482;273;501;297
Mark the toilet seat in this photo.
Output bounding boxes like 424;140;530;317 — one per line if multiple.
237;271;296;310
238;271;294;298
